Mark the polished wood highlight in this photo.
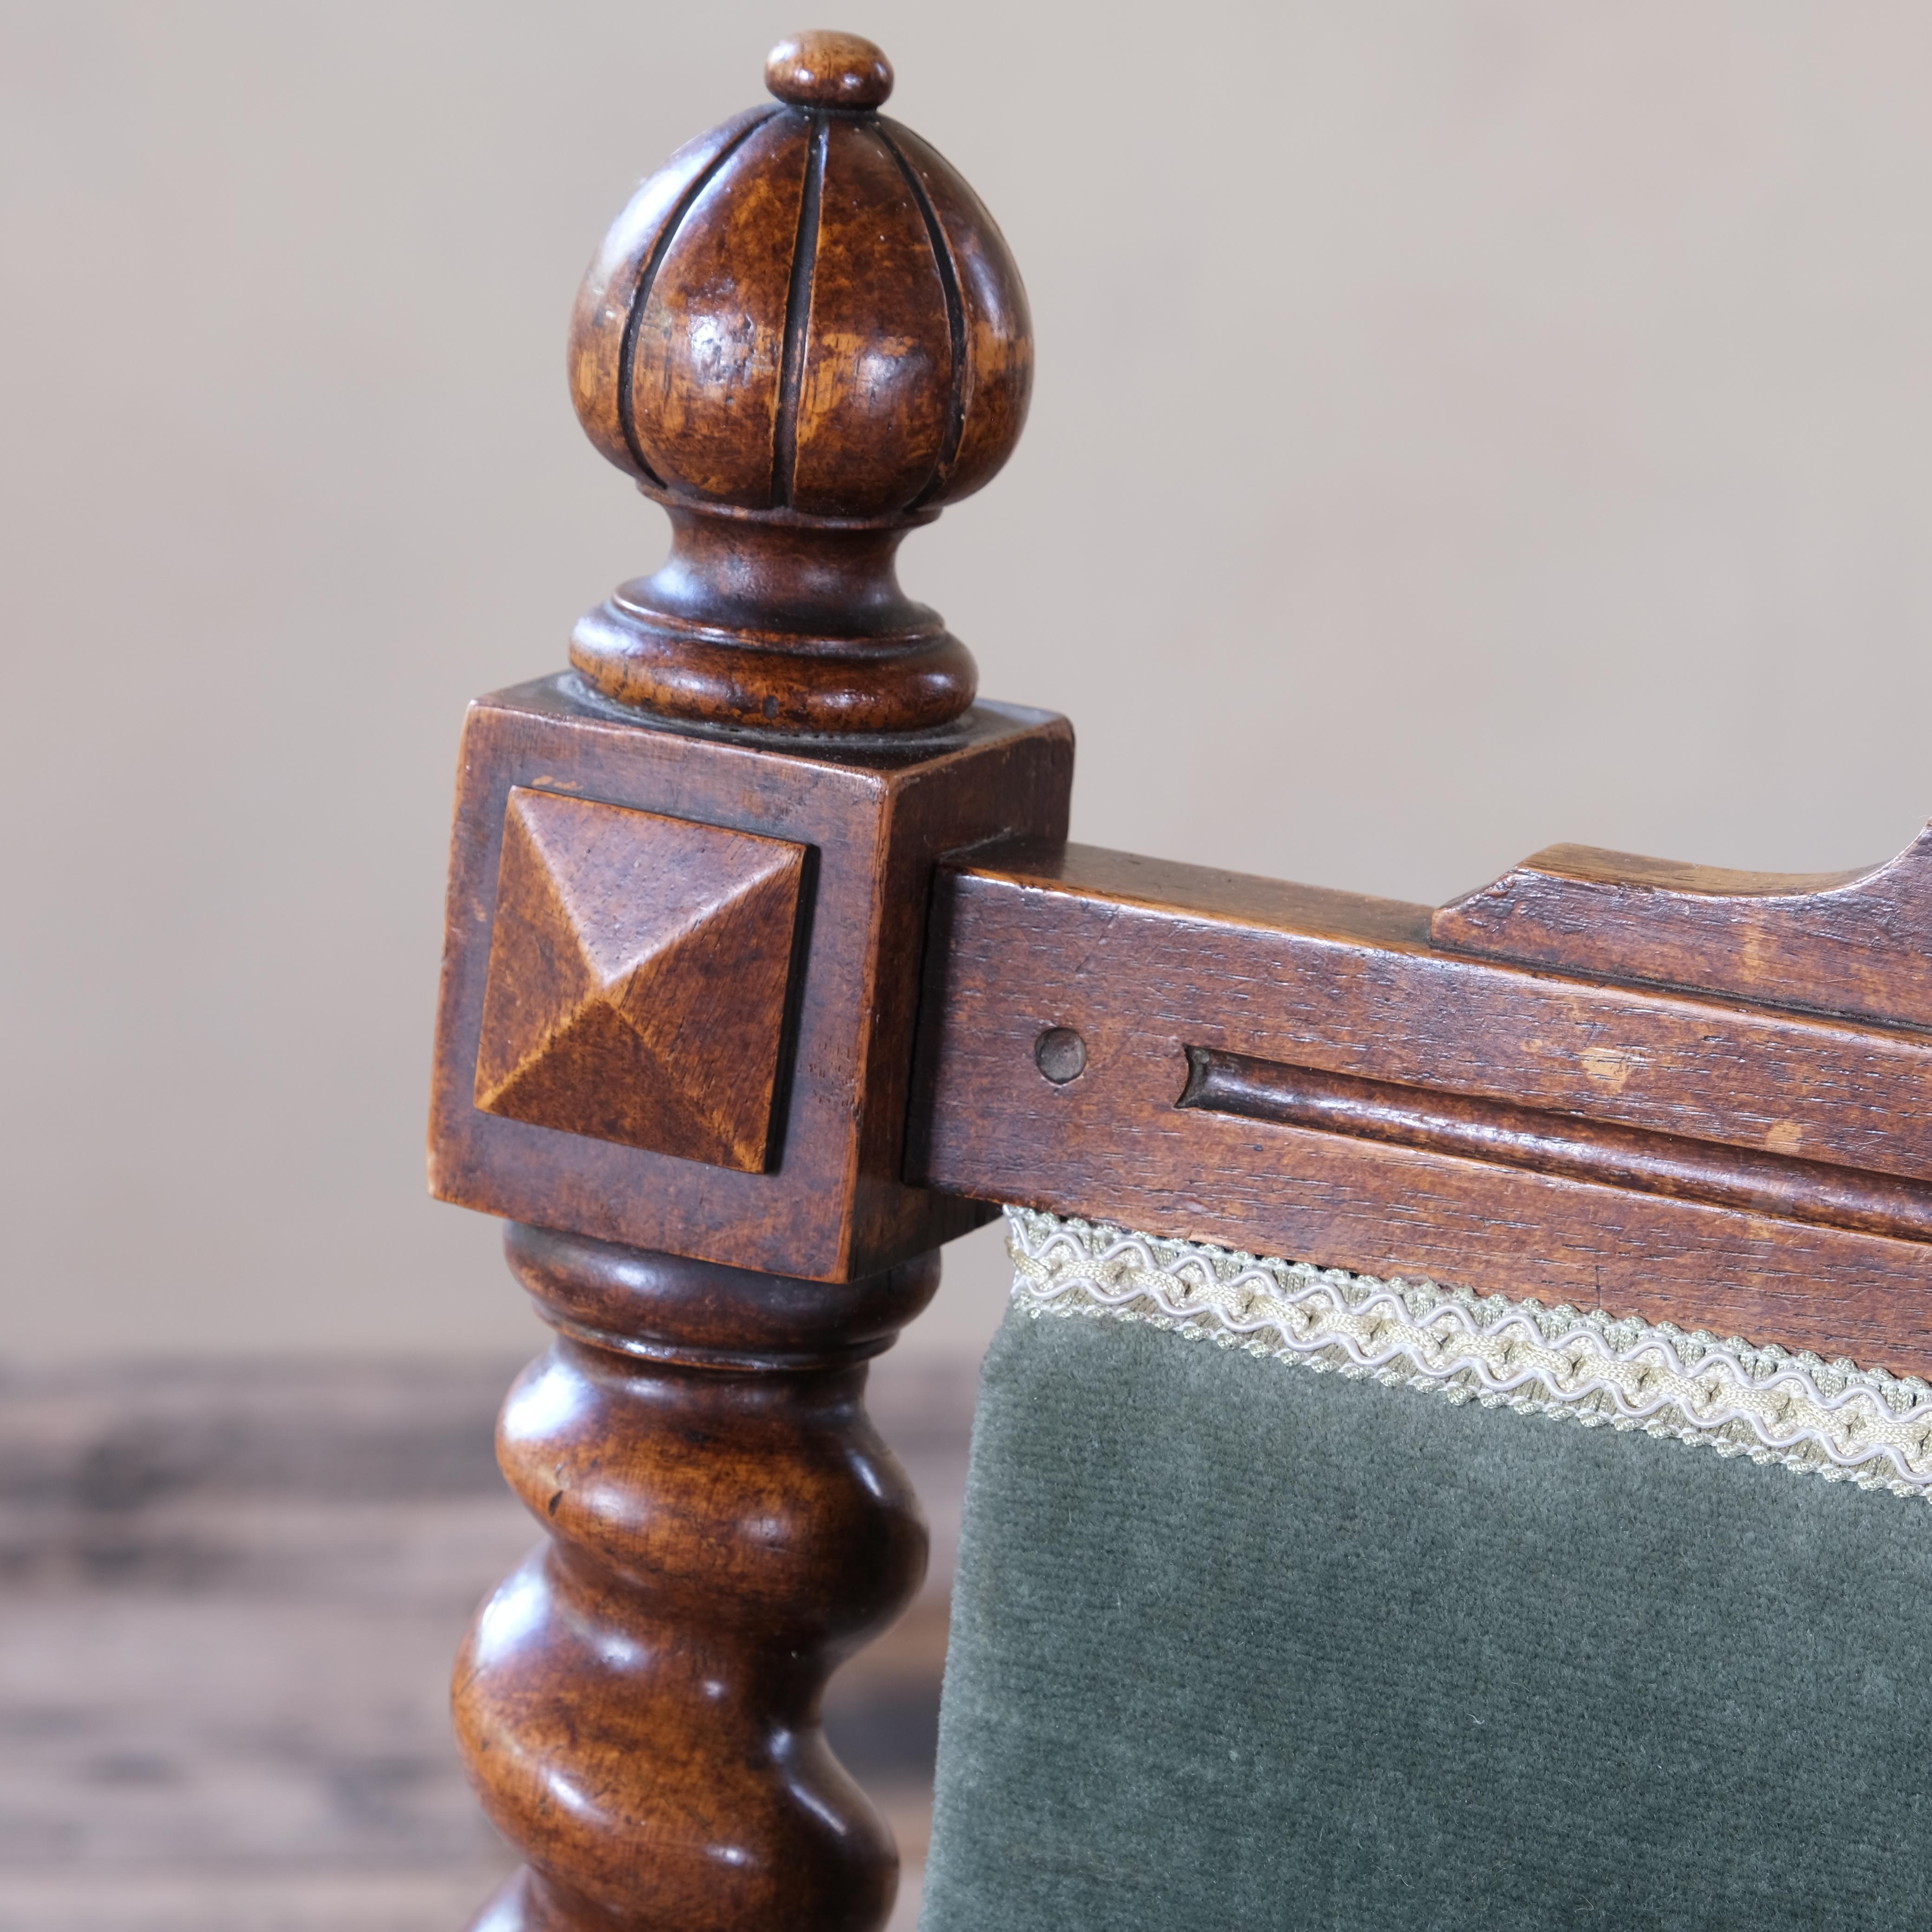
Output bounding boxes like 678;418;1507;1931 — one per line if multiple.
909;840;1932;1370
765;30;895;109
456;1224;936;1932
1433;823;1932;1032
565;31;1031;731
474;789;807;1170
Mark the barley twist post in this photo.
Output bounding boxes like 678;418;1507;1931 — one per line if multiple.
426;31;1070;1929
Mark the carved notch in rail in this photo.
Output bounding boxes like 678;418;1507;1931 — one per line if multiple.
1430;823;1932;1033
1176;1048;1932;1246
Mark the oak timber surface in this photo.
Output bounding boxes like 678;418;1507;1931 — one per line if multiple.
913;841;1932;1372
473;791;808;1168
428;678;1070;1280
1434;823;1932;1031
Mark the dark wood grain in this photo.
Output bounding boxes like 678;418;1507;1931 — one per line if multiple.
878;119;1032;506
455;1225;936;1932
789;117;952;516
1433;823;1932;1031
431;39;1065;1926
1181;1049;1932;1244
562;30;1032;733
569;510;978;734
764;31;895;111
909;840;1932;1371
429;678;1072;1282
625;111;806;506
474;789;806;1170
568;105;777;485
920;842;1932;1178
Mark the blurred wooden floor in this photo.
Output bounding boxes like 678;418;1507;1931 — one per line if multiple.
0;1349;977;1931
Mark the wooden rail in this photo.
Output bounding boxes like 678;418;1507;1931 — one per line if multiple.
909;838;1932;1367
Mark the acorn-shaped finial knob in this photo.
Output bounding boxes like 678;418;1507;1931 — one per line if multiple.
567;33;1032;733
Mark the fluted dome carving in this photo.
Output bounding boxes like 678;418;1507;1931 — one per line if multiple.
569;33;1031;527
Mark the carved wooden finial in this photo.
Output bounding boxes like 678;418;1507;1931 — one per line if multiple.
568;33;1032;733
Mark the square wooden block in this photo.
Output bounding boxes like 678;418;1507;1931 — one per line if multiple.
429;676;1072;1283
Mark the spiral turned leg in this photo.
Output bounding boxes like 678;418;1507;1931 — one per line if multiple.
455;1223;940;1932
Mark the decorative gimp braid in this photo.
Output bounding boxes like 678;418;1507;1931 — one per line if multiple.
1005;1208;1932;1504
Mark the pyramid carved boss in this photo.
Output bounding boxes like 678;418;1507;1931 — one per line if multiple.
474;790;807;1171
429;33;1071;1280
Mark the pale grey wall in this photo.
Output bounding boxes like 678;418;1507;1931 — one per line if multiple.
5;1;1929;1360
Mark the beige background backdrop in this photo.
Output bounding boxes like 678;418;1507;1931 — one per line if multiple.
6;0;1930;1362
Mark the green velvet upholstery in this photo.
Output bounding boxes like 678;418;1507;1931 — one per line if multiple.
921;1299;1932;1930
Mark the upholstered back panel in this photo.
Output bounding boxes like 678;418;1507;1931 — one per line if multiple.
922;1216;1932;1929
